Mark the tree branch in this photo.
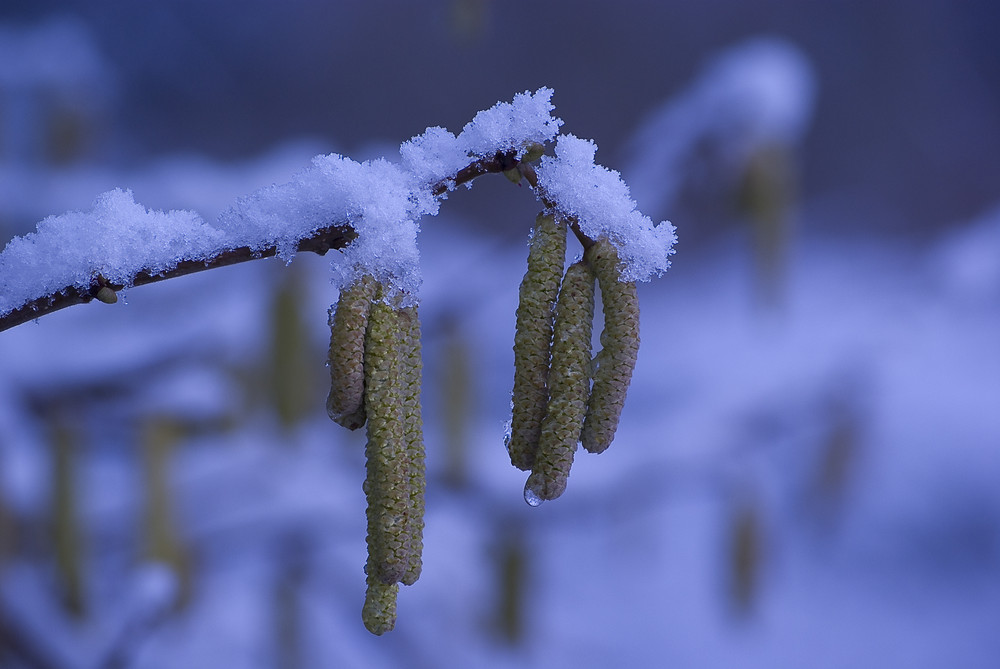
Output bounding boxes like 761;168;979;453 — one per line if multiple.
0;153;514;334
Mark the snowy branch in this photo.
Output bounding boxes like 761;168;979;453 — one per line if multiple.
0;88;675;333
0;222;353;333
0;153;510;333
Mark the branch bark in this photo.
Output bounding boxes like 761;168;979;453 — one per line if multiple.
0;153;514;334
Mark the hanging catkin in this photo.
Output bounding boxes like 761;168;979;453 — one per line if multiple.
398;304;425;586
524;259;595;502
363;294;412;586
327;274;377;430
581;239;640;454
508;213;567;470
327;278;427;632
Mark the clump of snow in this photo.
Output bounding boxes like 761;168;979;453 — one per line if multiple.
0;188;221;314
536;134;677;282
399;125;467;193
218;153;424;297
456;87;563;159
400;87;563;189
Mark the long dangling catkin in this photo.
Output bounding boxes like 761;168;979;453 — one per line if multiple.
508;213;567;471
581;239;640;454
525;259;595;502
363;292;412;586
397;304;425;586
327;274;377;430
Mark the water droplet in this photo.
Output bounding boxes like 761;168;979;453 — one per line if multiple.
523;481;544;507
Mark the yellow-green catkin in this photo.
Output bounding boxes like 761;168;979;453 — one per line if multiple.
362;566;398;635
508;213;567;471
525;259;595;502
398;304;425;586
327;275;377;430
581;239;640;455
363;294;412;586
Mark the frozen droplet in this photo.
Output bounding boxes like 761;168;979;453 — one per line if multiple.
523;480;544;507
502;419;513;452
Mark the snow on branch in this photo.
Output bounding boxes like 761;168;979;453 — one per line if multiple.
0;88;675;333
534;134;677;283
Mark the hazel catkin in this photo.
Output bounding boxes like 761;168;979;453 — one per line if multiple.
581;239;640;455
525;259;595;502
363;294;412;586
508;213;567;471
327;275;377;430
397;304;425;586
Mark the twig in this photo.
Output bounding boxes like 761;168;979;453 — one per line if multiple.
0;153;513;334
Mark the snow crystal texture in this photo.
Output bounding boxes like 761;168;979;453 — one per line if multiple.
0;189;220;313
536;135;677;282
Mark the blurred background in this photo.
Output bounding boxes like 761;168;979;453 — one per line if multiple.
1;1;999;667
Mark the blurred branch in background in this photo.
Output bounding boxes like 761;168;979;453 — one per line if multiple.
736;143;796;307
49;411;86;619
267;266;319;432
438;315;474;489
726;496;763;618
489;523;528;645
140;418;192;609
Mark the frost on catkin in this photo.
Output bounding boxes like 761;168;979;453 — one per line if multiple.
327;274;377;430
508;213;567;470
363;295;412;586
581;239;640;454
398;305;425;586
525;259;595;502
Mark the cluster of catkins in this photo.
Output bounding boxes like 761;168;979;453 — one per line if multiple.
326;211;638;633
326;275;425;635
507;213;640;504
